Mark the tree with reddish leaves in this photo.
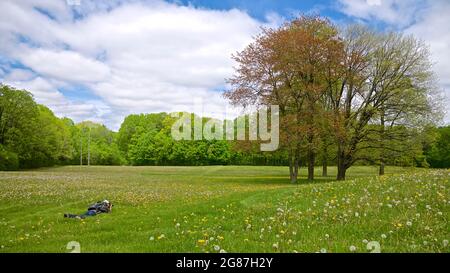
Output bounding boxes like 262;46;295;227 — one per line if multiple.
225;15;343;182
225;16;439;182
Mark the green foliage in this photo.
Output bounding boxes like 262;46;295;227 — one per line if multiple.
0;145;19;171
23;105;74;168
117;113;167;159
0;85;73;168
76;121;125;165
425;126;450;168
0;84;125;168
123;113;233;166
0;85;40;164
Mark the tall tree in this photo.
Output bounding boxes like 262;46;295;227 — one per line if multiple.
329;26;438;180
225;16;343;182
0;85;39;161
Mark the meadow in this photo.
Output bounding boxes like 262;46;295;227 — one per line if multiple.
0;166;448;253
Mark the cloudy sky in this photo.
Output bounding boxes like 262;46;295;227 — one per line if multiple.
0;0;448;130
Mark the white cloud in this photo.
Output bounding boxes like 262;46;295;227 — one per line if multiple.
17;48;111;83
366;0;382;6
404;1;450;123
405;2;450;88
0;0;274;129
337;0;426;27
3;68;35;82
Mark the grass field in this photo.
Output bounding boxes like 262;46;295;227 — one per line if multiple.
0;165;448;253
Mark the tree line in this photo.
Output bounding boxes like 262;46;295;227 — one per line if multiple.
0;85;124;170
0;17;448;180
1;83;448;176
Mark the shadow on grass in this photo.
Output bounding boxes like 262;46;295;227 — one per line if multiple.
209;175;339;186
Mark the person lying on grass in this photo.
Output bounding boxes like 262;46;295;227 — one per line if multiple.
64;200;112;219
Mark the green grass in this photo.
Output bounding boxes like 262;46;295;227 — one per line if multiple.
0;165;448;253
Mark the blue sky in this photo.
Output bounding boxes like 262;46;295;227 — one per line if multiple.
0;0;448;130
168;0;345;20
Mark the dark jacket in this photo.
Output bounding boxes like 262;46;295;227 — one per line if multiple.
88;201;111;213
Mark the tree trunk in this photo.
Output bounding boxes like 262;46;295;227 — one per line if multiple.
379;162;385;176
379;109;385;176
290;165;299;183
307;149;314;181
87;128;91;166
321;141;328;177
289;152;296;183
337;163;346;180
80;137;83;166
336;143;346;180
289;150;300;183
322;160;327;177
294;157;299;182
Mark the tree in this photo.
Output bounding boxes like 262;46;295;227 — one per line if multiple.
28;105;73;167
77;121;124;165
0;145;19;170
425;126;450;168
0;84;39;165
117;113;167;160
225;15;343;182
330;26;438;180
0;84;78;168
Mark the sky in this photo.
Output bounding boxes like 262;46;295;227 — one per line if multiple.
0;0;449;130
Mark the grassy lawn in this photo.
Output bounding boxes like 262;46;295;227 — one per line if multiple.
0;165;448;253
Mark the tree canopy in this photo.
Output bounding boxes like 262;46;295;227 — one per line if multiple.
224;16;442;181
